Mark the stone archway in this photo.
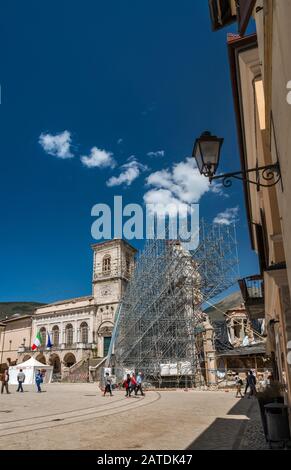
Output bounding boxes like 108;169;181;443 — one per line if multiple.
36;354;46;364
63;353;76;368
23;355;31;362
49;354;61;374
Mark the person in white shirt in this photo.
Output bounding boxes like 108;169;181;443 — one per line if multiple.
17;369;26;393
135;372;144;396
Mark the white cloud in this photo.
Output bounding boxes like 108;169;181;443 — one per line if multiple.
143;157;212;217
146;169;173;189
106;157;147;187
147;150;165;158
145;157;210;204
117;138;123;145
81;147;116;169
143;188;189;217
39;130;74;159
213;207;239;225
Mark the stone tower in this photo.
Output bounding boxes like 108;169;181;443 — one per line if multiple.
92;239;136;357
92;239;136;303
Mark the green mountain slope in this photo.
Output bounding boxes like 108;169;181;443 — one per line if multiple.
203;291;243;321
0;302;45;321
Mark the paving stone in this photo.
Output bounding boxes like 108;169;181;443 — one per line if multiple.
0;384;266;450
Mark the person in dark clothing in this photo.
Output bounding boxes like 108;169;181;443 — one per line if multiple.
245;370;257;398
1;369;10;394
130;373;137;395
35;370;43;393
244;372;249;395
103;372;113;396
124;373;131;397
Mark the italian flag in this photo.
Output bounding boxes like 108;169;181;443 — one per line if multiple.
31;332;42;350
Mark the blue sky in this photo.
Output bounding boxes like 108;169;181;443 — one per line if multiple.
0;1;259;303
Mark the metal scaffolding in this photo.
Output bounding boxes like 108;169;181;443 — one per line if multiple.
108;221;239;384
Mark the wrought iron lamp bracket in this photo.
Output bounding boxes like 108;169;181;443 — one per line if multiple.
209;162;281;189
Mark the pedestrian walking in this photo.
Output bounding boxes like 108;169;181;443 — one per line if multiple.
124;373;131;397
135;372;144;396
1;369;10;394
244;371;249;395
248;370;257;397
234;373;243;398
130;373;137;395
245;370;257;398
35;369;43;393
103;372;113;396
17;369;26;393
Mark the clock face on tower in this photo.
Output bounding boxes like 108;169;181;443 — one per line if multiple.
101;286;111;296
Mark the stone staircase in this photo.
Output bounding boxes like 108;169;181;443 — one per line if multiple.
89;356;108;383
61;356;108;383
62;357;89;383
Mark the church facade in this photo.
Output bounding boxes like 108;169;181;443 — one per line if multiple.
1;240;136;378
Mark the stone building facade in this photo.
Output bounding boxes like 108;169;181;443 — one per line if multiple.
0;240;136;378
201;303;268;386
208;0;291;406
0;315;32;368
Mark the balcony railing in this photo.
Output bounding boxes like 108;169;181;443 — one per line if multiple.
238;275;264;320
18;343;95;353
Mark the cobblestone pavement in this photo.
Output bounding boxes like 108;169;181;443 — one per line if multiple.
0;384;266;450
238;400;269;450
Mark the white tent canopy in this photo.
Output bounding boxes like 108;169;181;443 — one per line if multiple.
9;357;53;385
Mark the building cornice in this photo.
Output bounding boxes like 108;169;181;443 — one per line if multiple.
91;239;137;253
1;315;32;325
33;305;97;320
36;295;94;310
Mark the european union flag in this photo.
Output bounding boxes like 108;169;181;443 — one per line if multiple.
47;333;53;348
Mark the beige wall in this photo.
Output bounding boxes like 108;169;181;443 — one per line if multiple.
231;2;291;405
241;49;284;266
0;317;32;365
255;0;291;281
268;0;291;296
250;0;291;404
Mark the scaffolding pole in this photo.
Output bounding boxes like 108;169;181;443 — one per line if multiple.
109;221;239;385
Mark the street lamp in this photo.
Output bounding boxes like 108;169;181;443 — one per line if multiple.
192;131;281;188
192;131;224;180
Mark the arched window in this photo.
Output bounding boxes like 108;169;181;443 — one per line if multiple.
80;322;88;344
36;353;46;364
40;327;46;346
52;325;59;346
49;354;61;374
102;255;111;274
65;324;74;345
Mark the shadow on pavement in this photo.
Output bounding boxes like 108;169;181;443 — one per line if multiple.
186;396;255;450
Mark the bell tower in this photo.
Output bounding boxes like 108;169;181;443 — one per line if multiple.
92;239;136;304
